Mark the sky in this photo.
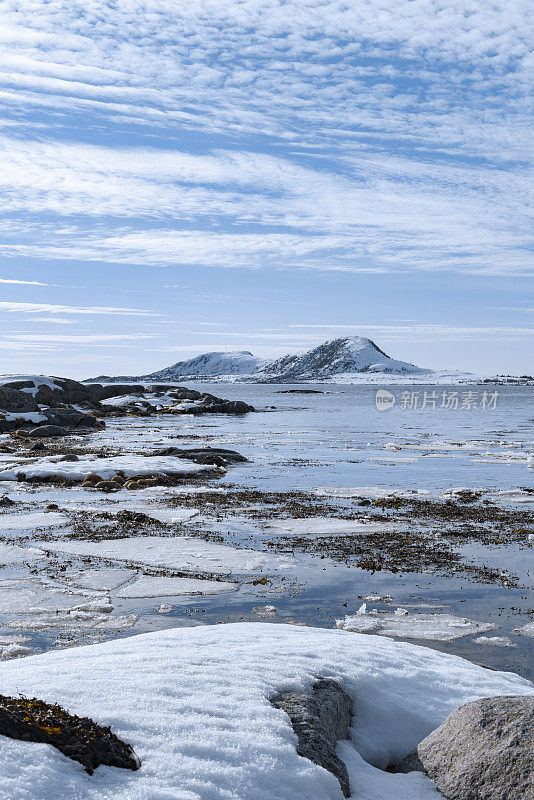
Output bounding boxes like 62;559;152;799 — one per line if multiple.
0;0;532;379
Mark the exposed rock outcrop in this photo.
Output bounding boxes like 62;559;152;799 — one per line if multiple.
271;679;353;797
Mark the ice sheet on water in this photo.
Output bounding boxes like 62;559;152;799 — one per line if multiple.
314;486;430;499
514;621;534;637
490;489;534;504
0;542;44;564
116;575;237;598
69;568;133;591
41;535;290;575
265;517;393;536
0;454;220;482
0;512;67;533
474;636;516;647
336;609;496;642
0;623;531;800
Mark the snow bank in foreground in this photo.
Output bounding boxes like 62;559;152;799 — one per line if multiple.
41;535;289;575
0;455;218;482
0;623;530;800
336;608;496;642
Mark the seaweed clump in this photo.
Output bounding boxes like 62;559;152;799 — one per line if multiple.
0;695;140;774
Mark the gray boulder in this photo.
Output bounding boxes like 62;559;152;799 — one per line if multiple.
395;695;534;800
271;679;353;797
27;425;68;438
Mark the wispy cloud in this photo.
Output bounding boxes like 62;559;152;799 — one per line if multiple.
0;277;48;285
0;302;159;316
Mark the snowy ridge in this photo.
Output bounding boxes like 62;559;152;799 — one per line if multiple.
88;337;430;383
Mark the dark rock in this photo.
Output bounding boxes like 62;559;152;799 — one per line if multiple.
271;679;353;797
0;694;140;775
2;377;95;407
43;408;100;429
191;399;254;415
152;447;248;467
357;499;371;506
27;425;68;438
56;454;79;462
0;496;15;507
276;389;324;394
394;695;534;800
88;384;146;402
28;441;46;451
0;386;39;412
115;509;158;524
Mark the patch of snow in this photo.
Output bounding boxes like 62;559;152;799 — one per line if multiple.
252;605;277;618
0;642;33;660
474;636;516;647
2;412;47;423
336;610;497;642
40;535;290;576
514;621;534;637
0;623;530;800
116;576;237;598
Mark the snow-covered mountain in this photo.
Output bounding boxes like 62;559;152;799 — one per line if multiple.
254;337;428;381
91;351;265;382
88;338;430;383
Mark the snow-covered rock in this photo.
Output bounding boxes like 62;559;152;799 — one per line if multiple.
0;623;530;800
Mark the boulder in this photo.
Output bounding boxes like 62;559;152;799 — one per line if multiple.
190;399;255;415
42;407;101;430
0;386;39;413
271;679;353;797
152;447;248;466
394;695;534;800
27;425;68;438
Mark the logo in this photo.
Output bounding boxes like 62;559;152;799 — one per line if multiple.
375;389;396;411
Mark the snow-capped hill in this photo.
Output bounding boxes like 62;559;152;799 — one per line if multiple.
255;337;429;381
90;351;265;382
147;351;264;379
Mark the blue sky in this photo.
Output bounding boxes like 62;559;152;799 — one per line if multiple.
0;0;532;378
